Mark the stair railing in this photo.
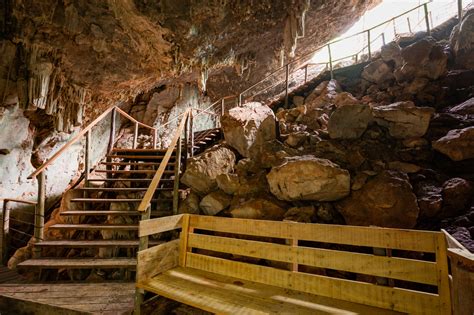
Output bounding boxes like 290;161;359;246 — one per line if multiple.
26;105;157;254
1;198;37;264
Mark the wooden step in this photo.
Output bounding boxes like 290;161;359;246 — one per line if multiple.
18;258;137;269
48;224;138;231
100;162;172;167
94;170;175;174
76;187;173;192
34;240;163;248
113;148;168;153
70;198;171;203
60;210;170;216
87;178;173;182
106;155;175;160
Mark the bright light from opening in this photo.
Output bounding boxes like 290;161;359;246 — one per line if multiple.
310;0;461;65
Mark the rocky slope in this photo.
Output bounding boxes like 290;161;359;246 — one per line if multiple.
179;10;474;251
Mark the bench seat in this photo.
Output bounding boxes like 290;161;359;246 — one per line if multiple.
138;266;402;315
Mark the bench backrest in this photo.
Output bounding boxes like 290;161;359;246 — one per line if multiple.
178;215;451;315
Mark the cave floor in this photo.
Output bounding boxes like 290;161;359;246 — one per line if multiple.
0;281;135;314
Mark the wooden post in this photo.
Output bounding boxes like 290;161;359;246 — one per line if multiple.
407;17;412;33
153;128;158;149
355;54;359;63
367;29;372;61
327;44;334;80
1;200;10;264
221;98;225;115
238;93;242;106
134;205;151;315
304;65;308;83
393;18;397;36
33;172;45;258
172;137;182;215
189;111;194;157
133;122;138;149
458;0;463;26
424;3;431;35
85;130;91;182
284;64;290;108
107;107;116;153
381;32;386;46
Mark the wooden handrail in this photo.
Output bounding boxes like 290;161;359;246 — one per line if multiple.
28;105;157;179
1;198;37;205
137;109;190;212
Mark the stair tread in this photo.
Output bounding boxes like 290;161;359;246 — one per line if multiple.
94;170;175;174
107;155;175;159
70;198;171;202
100;162;174;166
87;178;173;182
35;240;163;247
49;224;139;230
76;187;173;191
113;148;168;153
18;258;136;268
60;210;169;216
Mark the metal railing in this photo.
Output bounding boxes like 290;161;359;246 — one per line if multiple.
1;198;37;264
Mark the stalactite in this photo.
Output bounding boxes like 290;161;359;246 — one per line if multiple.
283;0;310;59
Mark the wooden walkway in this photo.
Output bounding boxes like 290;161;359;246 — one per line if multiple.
0;282;135;314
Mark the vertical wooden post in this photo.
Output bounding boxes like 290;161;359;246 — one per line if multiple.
458;0;463;26
238;93;242;106
107;107;116;153
189;111;194;157
153;128;158;149
33;172;45;258
134;205;151;315
284;64;290;108
367;29;372;61
355;54;359;63
407;17;412;33
436;234;453;315
424;3;431;35
327;44;334;80
133;122;138;149
381;32;386;46
221;98;225;115
393;18;397;36
172;136;182;215
304;65;308;83
1;200;10;264
85;130;91;182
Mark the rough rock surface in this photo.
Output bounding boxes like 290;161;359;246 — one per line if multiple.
328;105;372;139
181;145;236;195
372;101;435;138
229;198;286;220
361;60;394;85
449;97;474;114
267;155;350;201
199;190;232;216
451;12;474;70
432;127;474;161
221;102;276;158
336;171;419;228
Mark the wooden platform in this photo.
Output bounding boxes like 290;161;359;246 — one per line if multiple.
0;282;135;314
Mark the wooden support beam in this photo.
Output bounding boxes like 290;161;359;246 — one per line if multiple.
173;137;182;215
327;44;334;80
133;122;139;149
85;130;91;182
33;172;45;258
424;3;431;35
108;107;117;154
1;200;9;264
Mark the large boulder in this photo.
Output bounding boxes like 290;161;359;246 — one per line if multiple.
229;198;286;220
266;155;350;201
442;178;473;217
199;190;232;216
304;80;341;108
221;102;276;158
395;37;448;81
451;13;474;70
181;145;236;195
372;101;434;138
336;171;419;228
328;104;372;139
381;41;403;67
178;191;201;215
449;97;474;115
432;127;474;161
361;59;394;85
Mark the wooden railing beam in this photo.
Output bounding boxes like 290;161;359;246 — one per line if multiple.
33;172;45;258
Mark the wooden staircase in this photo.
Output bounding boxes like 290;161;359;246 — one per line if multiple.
17;126;222;279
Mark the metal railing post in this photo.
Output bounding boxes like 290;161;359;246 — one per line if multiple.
133;122;138;149
33;172;45;258
304;65;308;83
382;32;386;46
424;3;431;35
172;136;182;215
1;200;10;264
367;30;372;60
458;0;463;25
284;64;290;107
327;44;334;80
85;130;91;182
407;17;412;33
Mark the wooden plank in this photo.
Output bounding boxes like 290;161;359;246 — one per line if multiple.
435;233;452;314
17;258;136;268
70;198;167;202
137;110;189;212
139;214;184;237
137;239;179;283
35;240;162;247
179;214;190;267
189;215;438;253
112;148;167;153
185;253;442;315
138;267;401;315
95;170;174;174
49;224;138;230
187;233;439;285
106;155;170;159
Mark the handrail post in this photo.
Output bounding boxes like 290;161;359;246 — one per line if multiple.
189;111;194;157
1;200;10;264
327;44;334;80
153;128;157;149
221;98;225;116
458;0;463;26
284;64;290;107
85;130;91;182
238;93;242;107
133;122;138;149
108;107;116;154
382;32;386;46
172;136;182;215
424;3;430;35
367;29;372;60
407;17;412;33
33;172;45;258
134;205;151;314
304;65;308;83
355;54;359;63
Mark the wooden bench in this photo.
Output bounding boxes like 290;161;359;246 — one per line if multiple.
135;214;452;314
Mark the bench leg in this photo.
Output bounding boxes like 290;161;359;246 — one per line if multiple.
134;288;144;315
